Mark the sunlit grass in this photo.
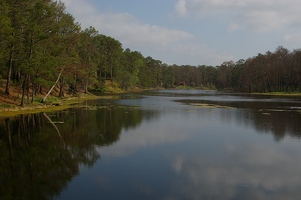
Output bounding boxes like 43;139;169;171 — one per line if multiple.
0;94;113;118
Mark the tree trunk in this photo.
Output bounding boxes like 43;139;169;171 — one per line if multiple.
5;47;14;95
59;78;64;97
73;75;77;94
39;85;43;94
84;81;88;94
20;74;29;107
26;75;30;104
31;82;35;103
110;64;113;84
42;69;63;103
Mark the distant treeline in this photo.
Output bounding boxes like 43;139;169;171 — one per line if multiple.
1;1;301;106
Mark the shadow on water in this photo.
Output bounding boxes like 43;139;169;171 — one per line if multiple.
0;104;158;200
174;94;301;141
111;90;301;142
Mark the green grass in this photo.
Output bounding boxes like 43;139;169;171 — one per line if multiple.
0;104;14;108
0;94;110;118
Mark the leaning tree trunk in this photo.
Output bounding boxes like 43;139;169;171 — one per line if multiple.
42;69;63;103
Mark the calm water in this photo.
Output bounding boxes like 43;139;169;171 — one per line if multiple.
1;90;301;200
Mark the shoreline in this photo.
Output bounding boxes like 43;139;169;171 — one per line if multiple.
2;89;301;118
0;83;159;118
0;94;113;118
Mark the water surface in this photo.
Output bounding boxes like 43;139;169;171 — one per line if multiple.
1;90;301;200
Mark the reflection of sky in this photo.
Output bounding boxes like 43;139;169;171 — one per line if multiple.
59;92;301;200
168;138;301;200
98;107;301;199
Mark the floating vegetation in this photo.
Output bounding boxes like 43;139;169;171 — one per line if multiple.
289;106;301;110
76;104;139;111
258;107;301;113
259;109;285;112
189;103;234;109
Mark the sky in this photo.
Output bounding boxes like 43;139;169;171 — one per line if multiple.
60;0;301;66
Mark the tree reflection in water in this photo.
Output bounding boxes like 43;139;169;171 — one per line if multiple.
0;105;148;200
176;98;301;141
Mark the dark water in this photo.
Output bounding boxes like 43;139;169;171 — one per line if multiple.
1;90;301;200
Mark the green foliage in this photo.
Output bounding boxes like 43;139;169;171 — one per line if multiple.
94;34;123;83
1;0;301;107
0;0;220;102
138;56;163;88
214;46;301;93
162;65;175;88
116;49;143;90
0;1;11;43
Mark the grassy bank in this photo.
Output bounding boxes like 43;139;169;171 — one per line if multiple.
0;93;113;118
0;79;152;118
0;80;122;117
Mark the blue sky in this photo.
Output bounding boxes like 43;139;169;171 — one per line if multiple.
61;0;301;66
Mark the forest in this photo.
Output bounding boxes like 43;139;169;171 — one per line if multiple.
1;0;301;107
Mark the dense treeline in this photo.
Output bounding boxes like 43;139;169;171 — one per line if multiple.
169;46;301;93
1;0;301;107
0;0;178;105
216;46;301;93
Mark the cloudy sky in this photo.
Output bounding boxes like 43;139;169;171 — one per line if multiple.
61;0;301;66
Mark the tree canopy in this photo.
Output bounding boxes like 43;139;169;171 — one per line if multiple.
1;0;301;107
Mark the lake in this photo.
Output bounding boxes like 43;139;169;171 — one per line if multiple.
1;90;301;200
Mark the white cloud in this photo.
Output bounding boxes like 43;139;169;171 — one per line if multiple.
160;43;234;66
175;0;188;17
62;0;97;18
60;0;236;65
62;0;193;48
175;0;301;31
